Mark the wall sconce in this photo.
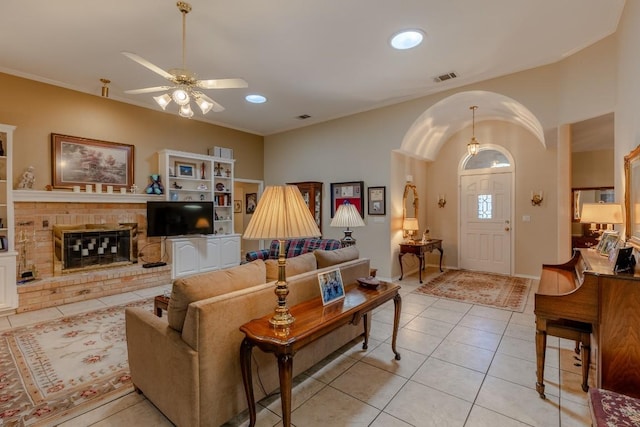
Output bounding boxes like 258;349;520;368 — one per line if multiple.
531;190;543;206
438;194;446;208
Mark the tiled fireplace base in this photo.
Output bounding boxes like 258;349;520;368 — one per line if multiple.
16;263;171;313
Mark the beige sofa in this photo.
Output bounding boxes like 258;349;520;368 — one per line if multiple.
125;246;369;427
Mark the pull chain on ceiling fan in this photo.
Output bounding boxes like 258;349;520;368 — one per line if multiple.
122;1;248;118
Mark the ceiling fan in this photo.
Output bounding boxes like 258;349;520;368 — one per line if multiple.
122;1;247;118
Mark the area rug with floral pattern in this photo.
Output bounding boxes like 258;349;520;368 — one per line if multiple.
413;270;530;312
0;298;152;426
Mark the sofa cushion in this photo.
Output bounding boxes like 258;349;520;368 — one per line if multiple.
168;260;266;332
315;245;359;268
265;252;317;281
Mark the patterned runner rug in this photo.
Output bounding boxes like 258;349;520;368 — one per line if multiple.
0;298;152;426
412;270;530;312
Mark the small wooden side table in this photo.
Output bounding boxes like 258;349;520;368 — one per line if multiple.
240;281;401;427
398;239;443;284
154;295;169;317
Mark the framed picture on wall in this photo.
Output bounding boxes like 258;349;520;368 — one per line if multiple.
246;193;257;214
331;181;364;218
234;200;242;213
51;133;134;190
368;186;386;215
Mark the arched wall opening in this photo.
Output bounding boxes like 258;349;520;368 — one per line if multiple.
390;90;557;278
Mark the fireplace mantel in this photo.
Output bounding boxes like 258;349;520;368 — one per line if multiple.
14;190;163;203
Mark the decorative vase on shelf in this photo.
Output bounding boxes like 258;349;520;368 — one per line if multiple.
145;174;164;195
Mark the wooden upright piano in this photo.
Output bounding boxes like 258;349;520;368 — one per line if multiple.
535;248;640;399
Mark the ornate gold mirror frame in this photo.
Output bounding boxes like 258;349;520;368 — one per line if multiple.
624;145;640;246
402;183;419;237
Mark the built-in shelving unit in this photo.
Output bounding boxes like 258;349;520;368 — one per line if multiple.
0;124;17;313
158;149;240;278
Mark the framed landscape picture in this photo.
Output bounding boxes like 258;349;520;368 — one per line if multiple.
51;134;134;190
176;162;196;178
331;181;364;218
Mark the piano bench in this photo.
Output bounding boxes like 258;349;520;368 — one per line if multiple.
588;388;640;426
536;319;592;399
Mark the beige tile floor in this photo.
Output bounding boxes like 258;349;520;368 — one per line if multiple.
0;269;593;426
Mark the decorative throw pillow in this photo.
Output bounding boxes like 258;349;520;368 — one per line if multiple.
168;260;266;332
265;252;317;281
314;245;359;269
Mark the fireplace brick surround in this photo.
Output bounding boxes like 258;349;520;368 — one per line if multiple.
14;201;170;313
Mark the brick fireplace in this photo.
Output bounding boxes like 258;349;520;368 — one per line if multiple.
13;195;170;312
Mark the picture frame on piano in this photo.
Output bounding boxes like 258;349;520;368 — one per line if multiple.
598;230;620;256
611;246;636;273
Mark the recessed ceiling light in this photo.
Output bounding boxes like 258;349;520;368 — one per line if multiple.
390;29;424;50
245;94;267;104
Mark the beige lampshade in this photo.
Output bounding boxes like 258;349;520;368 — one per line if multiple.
243;185;321;240
403;217;419;231
330;202;365;228
579;203;623;225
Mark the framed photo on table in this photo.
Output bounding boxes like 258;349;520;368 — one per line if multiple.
597;230;620;256
318;268;345;305
331;181;364;218
368;186;386;215
51;133;134;190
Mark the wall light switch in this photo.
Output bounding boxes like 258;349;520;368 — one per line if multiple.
522;215;531;222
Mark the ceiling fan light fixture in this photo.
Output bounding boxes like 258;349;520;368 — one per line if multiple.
195;96;213;114
154;94;172;110
172;88;190;106
179;103;194;118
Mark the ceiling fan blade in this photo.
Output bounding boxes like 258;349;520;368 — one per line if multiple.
124;86;173;95
121;51;174;80
198;93;225;112
196;78;248;90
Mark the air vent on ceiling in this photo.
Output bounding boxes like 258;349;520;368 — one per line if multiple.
433;72;458;83
296;114;311;120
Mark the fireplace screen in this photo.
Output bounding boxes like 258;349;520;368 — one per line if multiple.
53;224;136;274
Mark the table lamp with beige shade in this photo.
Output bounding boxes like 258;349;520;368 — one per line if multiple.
402;217;420;243
580;203;623;234
243;185;321;327
330;201;365;247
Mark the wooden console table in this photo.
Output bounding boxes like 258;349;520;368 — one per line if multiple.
398;239;443;283
239;281;401;427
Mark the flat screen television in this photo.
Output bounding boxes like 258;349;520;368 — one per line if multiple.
146;201;214;237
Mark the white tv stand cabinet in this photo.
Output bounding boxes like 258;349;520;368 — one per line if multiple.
166;234;241;279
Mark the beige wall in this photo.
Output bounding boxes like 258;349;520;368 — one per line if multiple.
0;72;264;187
616;0;640;241
265;35;618;278
572;150;615;188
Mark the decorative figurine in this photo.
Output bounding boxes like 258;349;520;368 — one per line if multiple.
201;162;206;180
422;228;430;243
214;163;224;177
130;184;138;194
145;174;164;195
225;168;231;177
17;166;35;189
172;182;182;189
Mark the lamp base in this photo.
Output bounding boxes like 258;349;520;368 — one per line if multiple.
270;240;295;327
341;229;356;247
269;309;295;327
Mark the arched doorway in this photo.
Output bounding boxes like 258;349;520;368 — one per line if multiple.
458;145;515;274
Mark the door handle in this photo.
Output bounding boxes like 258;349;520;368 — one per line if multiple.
505;227;510;231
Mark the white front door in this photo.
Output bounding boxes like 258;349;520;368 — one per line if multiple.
460;172;512;274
